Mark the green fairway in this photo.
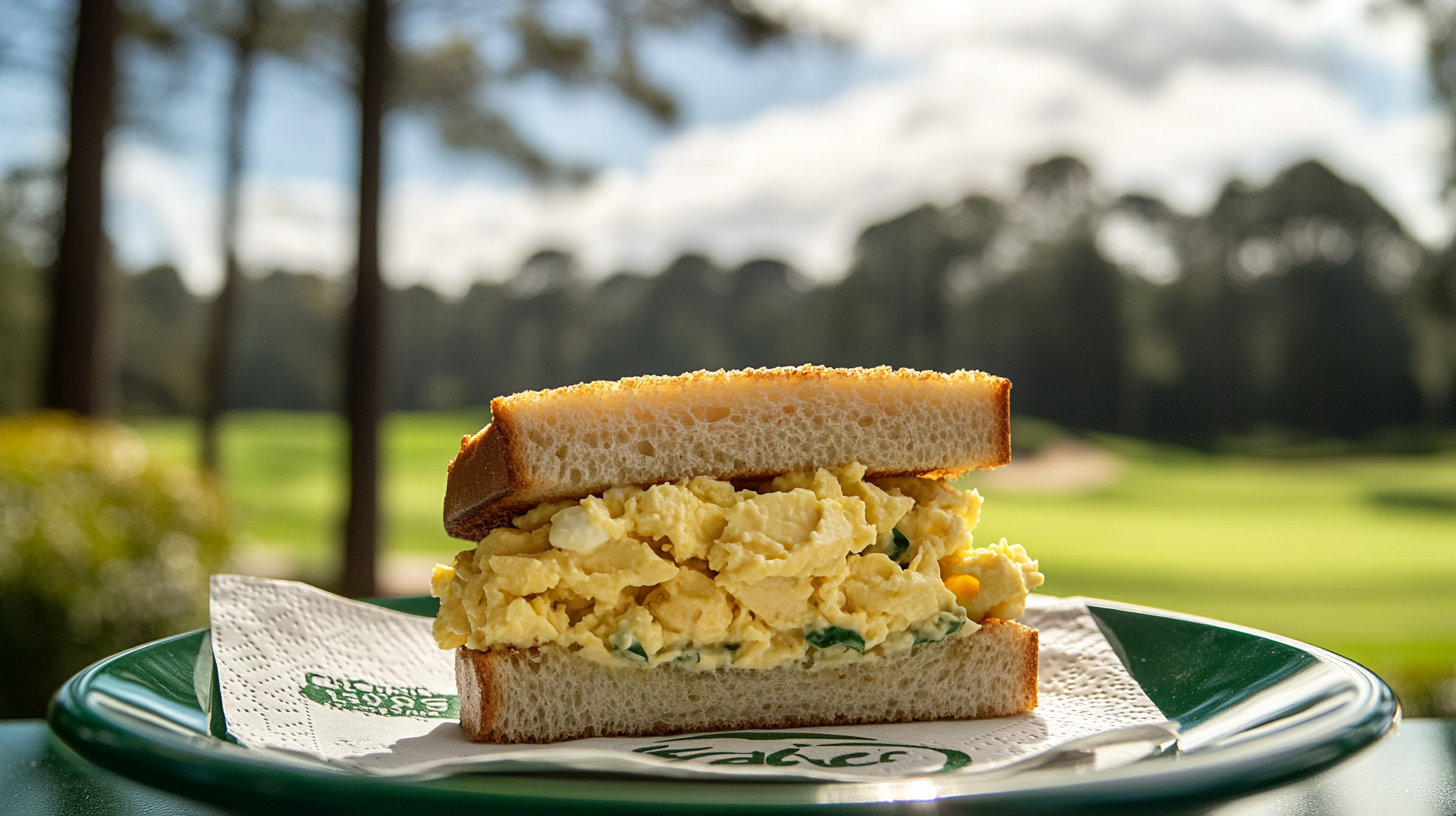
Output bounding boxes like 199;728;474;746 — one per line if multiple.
957;438;1456;709
131;410;490;579
130;411;1456;712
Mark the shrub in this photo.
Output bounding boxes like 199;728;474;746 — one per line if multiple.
0;413;234;718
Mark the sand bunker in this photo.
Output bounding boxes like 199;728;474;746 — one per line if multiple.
971;440;1122;494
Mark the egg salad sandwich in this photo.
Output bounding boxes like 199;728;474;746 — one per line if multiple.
432;366;1043;743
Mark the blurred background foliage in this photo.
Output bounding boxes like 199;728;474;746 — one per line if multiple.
0;169;49;416
0;413;234;718
3;153;1446;439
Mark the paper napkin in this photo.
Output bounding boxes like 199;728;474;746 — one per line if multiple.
209;574;1169;781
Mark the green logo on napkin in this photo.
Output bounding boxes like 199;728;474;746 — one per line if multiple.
634;732;971;772
299;672;459;719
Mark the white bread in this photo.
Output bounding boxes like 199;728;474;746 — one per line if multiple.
455;618;1038;744
444;366;1011;541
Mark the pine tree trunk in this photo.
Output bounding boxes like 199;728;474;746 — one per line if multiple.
343;0;389;598
200;0;265;474
44;0;117;416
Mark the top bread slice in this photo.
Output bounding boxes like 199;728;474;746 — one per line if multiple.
443;366;1011;541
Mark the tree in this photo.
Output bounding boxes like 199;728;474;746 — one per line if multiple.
198;0;266;473
501;250;578;393
231;271;343;411
833;204;973;371
342;0;388;598
0;169;53;413
44;0;118;416
1097;194;1185;437
1412;245;1456;427
1400;0;1456;427
1203;161;1423;437
38;0;217;420
634;254;736;375
187;0;337;473
118;265;204;415
954;157;1124;432
727;259;827;368
338;0;791;596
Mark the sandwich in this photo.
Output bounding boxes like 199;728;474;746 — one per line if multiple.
431;366;1044;744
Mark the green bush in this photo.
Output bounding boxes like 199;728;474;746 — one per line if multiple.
0;413;234;718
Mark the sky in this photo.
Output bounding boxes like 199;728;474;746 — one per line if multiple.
0;0;1446;297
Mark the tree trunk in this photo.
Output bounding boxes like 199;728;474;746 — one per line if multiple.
44;0;117;416
200;0;265;474
343;0;389;598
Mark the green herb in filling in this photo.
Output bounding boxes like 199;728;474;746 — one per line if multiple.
914;612;968;645
610;632;649;662
805;626;866;653
887;528;911;564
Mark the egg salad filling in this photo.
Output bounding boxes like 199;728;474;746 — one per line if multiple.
432;462;1043;671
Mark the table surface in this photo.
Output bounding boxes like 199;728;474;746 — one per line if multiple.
2;718;1454;815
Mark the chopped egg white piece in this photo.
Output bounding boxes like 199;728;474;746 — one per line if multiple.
547;505;609;553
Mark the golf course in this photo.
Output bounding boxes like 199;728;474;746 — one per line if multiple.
131;411;1456;715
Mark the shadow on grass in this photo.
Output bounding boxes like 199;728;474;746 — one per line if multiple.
1367;489;1456;514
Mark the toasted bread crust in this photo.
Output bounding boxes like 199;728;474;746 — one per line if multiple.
455;645;499;744
456;618;1038;744
444;366;1011;541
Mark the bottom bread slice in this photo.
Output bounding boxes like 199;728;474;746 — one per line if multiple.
455;617;1038;743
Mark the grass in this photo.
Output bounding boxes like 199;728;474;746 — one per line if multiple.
958;435;1456;712
131;410;490;579
131;411;1456;713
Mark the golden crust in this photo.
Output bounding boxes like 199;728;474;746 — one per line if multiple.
443;366;1011;541
455;618;1038;744
495;364;1001;405
993;616;1041;714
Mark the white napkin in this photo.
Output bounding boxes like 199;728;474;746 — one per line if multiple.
209;574;1169;781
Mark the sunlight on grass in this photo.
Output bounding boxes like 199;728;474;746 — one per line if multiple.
959;441;1456;700
383;409;492;555
131;410;490;580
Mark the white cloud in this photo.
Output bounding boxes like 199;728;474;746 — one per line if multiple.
238;177;352;278
108;143;220;292
110;0;1447;296
109;147;354;294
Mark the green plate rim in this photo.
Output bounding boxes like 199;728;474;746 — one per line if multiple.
47;597;1399;814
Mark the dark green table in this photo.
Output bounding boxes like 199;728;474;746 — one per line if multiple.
3;718;1454;814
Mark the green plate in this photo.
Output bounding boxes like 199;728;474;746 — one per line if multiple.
48;597;1397;814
